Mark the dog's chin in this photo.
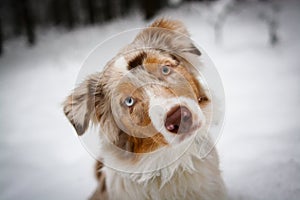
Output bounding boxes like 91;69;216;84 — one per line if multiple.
161;120;204;146
178;124;202;141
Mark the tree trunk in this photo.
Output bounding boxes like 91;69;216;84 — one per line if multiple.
11;0;23;36
51;0;62;25
103;0;113;21
64;0;75;29
86;0;95;24
120;0;131;16
142;0;166;20
22;0;35;45
0;17;3;55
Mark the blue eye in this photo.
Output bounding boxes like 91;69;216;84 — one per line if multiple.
162;65;171;75
124;97;135;107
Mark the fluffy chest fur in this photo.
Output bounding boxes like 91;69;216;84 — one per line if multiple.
103;147;225;200
101;137;226;200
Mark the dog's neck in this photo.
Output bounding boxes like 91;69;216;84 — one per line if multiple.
102;136;226;200
101;134;218;183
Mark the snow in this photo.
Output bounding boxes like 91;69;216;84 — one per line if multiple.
1;0;300;199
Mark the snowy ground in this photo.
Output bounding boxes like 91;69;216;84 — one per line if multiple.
1;0;300;199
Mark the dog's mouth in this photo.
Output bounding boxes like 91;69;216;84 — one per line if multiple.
165;105;195;134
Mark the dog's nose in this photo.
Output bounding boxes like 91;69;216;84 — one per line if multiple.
165;105;192;134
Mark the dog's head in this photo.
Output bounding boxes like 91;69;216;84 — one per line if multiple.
63;19;211;159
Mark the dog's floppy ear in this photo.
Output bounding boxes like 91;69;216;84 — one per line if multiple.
180;42;201;56
150;18;201;56
63;73;102;136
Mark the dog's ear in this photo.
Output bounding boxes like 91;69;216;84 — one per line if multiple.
181;42;201;56
149;18;201;56
63;73;103;136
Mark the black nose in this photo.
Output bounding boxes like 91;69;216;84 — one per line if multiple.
165;105;192;134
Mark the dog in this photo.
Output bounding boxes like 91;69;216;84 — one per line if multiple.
63;18;226;200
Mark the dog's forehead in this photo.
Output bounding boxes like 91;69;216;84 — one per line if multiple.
111;52;185;98
113;53;159;79
110;56;153;93
113;50;175;71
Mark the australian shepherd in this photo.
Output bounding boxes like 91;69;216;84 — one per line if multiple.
63;18;226;200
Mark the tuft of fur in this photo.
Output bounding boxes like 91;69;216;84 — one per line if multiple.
150;18;190;36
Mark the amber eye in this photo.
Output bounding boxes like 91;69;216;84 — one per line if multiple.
124;97;135;107
161;65;171;75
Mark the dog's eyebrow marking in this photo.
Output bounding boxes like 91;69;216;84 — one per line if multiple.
128;52;147;70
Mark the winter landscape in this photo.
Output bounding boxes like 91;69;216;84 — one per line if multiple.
0;0;300;199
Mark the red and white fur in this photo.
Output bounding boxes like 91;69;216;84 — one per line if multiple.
63;18;227;200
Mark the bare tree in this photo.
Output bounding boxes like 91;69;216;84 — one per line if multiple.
120;0;132;16
86;0;96;24
22;0;36;45
142;0;168;20
11;0;23;36
0;16;3;55
267;2;279;45
51;0;62;25
212;0;279;45
103;0;113;21
211;0;235;44
64;0;75;29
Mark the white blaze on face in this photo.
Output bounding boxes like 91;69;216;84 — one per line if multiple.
114;56;128;73
148;95;206;145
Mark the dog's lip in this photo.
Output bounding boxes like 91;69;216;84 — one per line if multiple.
166;121;202;138
185;122;202;134
175;123;202;142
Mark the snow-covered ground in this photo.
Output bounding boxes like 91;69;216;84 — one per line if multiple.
1;0;300;199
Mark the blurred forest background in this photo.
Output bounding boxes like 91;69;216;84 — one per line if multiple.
1;0;300;200
0;0;279;56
